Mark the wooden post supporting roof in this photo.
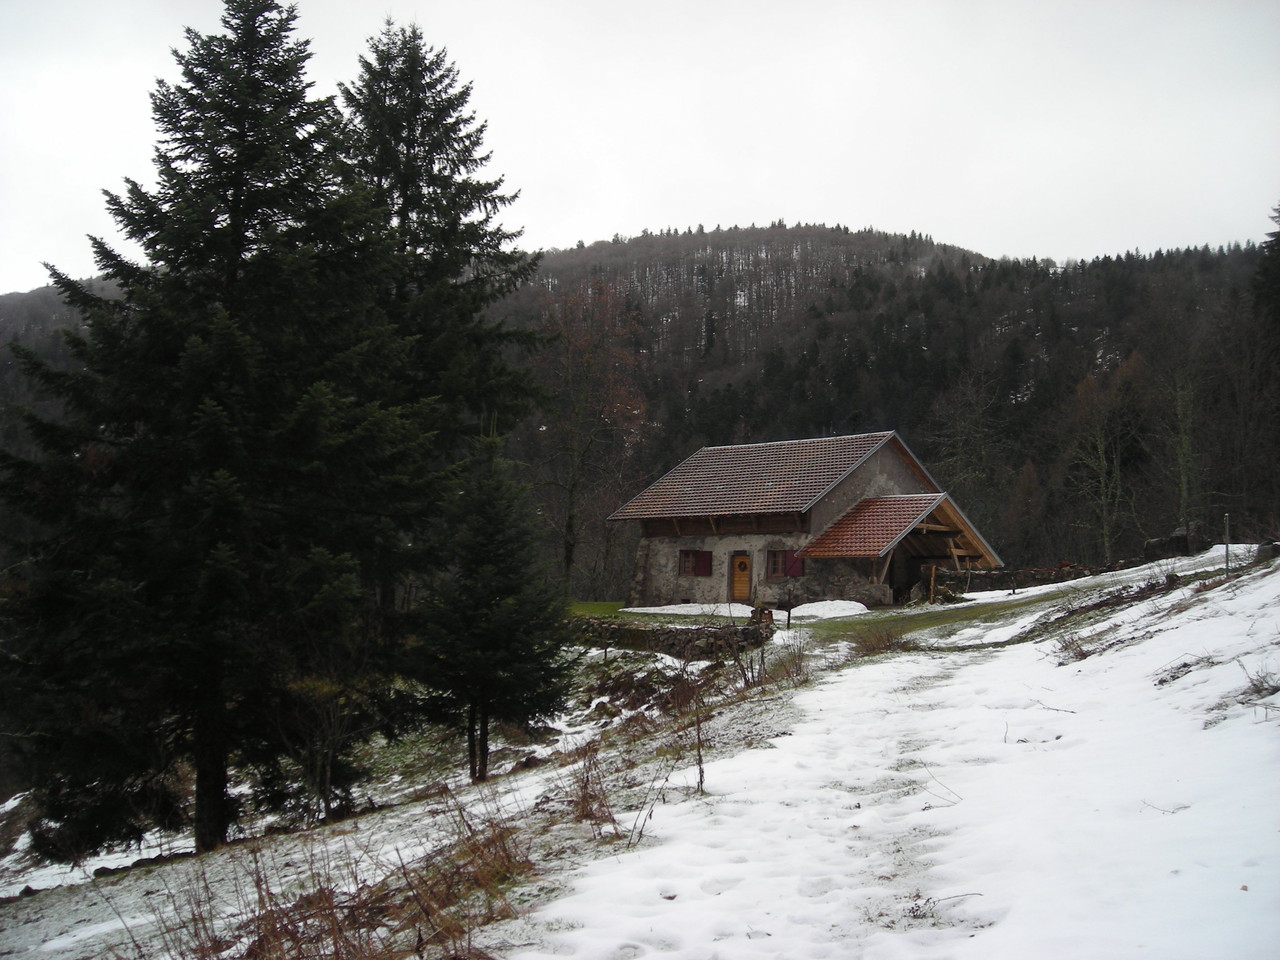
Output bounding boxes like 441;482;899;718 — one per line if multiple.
875;551;893;584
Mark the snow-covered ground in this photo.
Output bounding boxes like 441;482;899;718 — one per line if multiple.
620;600;869;621
488;548;1278;958
1;547;1277;959
620;602;759;619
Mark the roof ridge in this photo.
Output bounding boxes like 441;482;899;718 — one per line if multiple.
700;431;893;453
862;492;946;500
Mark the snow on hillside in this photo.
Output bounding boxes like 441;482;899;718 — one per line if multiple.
489;549;1280;959
1;548;1276;959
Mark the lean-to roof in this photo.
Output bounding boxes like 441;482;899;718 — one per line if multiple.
798;493;947;558
798;492;1003;567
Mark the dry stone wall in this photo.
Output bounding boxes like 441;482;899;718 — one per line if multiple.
572;618;774;661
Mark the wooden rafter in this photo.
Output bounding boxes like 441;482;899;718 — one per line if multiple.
915;522;959;534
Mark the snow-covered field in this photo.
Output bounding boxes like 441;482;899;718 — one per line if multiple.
1;547;1277;958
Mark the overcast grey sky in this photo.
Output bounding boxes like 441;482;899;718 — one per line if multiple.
2;0;1277;295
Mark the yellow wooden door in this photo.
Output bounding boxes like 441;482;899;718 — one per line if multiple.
730;553;752;603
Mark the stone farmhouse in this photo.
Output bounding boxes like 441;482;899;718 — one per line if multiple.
608;432;1002;608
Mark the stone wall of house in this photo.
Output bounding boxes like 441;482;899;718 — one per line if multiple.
799;558;894;607
626;535;892;608
626;532;807;607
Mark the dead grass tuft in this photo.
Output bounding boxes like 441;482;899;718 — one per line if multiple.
1238;660;1280;701
390;831;527;954
851;625;918;658
565;743;619;837
116;788;530;960
1054;633;1093;663
763;635;810;685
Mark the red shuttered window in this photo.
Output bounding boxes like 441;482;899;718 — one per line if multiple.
766;549;805;578
679;549;713;576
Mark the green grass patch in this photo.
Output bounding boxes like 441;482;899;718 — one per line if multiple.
357;723;465;789
569;601;628;618
798;594;1047;649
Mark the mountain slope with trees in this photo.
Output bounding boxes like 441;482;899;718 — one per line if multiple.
5;223;1275;605
505;221;1278;597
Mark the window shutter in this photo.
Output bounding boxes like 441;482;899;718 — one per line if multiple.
695;550;713;576
784;550;805;577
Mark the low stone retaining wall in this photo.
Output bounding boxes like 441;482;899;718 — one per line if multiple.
933;565;1097;593
572;618;774;661
934;545;1274;594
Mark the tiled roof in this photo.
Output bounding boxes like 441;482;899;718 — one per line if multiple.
798;494;946;558
608;432;895;520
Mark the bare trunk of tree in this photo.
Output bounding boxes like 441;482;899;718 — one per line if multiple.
466;700;478;781
193;670;230;853
477;702;490;781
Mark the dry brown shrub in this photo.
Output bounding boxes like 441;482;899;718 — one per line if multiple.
125;789;527;960
566;742;618;836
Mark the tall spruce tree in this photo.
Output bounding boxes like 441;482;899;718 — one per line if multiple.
339;22;539;452
0;0;445;856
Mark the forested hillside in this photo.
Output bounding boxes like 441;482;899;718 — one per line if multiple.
3;221;1277;600
500;222;1278;597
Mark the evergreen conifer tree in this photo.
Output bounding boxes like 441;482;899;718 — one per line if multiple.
0;0;446;856
339;23;539;452
423;438;573;782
